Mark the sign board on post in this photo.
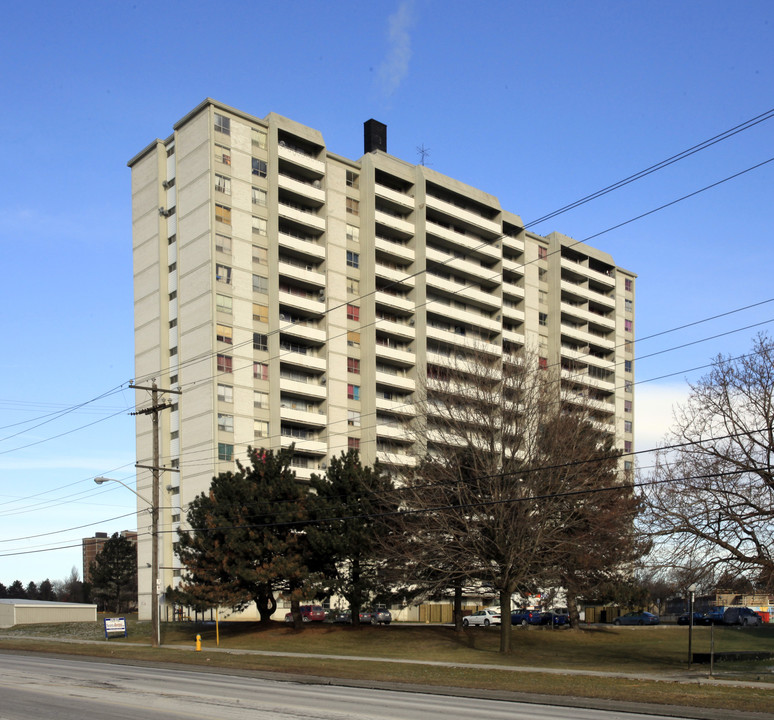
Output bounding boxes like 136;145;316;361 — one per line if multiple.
104;617;127;640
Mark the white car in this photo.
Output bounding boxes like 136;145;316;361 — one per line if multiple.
462;608;501;627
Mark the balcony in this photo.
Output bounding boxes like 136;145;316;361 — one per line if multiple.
375;290;414;314
278;173;325;204
278;143;325;176
561;367;615;393
374;317;415;340
278;261;326;288
278;202;326;232
279;376;327;399
375;396;416;416
427;326;501;357
280;435;327;454
425;221;500;262
502;327;525;346
424;195;501;236
560;279;615;307
375;262;415;288
375;235;414;264
561;302;616;330
375;208;414;237
280;406;327;427
501;279;525;301
376;450;416;467
278;231;326;261
375;370;415;392
279;349;326;371
502;235;525;254
375;183;414;209
426;300;500;333
279;321;326;345
278;288;326;316
375;342;415;366
560;257;616;288
426;246;498;288
376;422;412;442
560;323;615;350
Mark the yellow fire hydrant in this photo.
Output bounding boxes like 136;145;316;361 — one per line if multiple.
195;634;202;652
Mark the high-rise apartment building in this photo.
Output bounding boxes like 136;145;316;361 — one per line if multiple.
129;99;635;620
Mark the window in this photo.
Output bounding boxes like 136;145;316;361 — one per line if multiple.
215;144;231;165
348;437;360;450
346;277;360;295
347;331;360;347
215;204;231;225
347;304;360;321
169;290;177;301
216;293;232;314
253;274;268;294
624;441;632;453
218;414;234;432
169;347;177;357
348;384;360;400
254;362;269;380
169;318;177;329
254;420;269;438
346;251;359;268
168;261;177;273
624;420;633;433
253;303;269;323
625;360;632;373
250;247;267;267
624;460;633;471
169;374;178;385
538;246;548;260
252;187;267;206
625;278;633;292
625;319;633;332
346;197;359;216
252;158;267;177
346;224;359;243
538;268;547;281
254;391;268;408
252;216;267;236
215;174;231;195
347;357;360;374
168;234;177;245
539;357;548;369
625;380;633;393
166;146;175;158
217;384;233;403
216;264;232;284
539;334;548;348
216;324;233;344
347;410;361;426
218;443;234;461
252;128;267;151
625;299;633;314
346;170;359;188
216;234;231;254
253;333;268;351
217;354;232;373
624;400;632;413
539;312;547;326
214;113;230;135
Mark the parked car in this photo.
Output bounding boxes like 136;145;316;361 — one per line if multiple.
333;611;352;624
284;605;326;623
613;611;660;626
700;609;725;625
462;608;501;627
540;610;569;626
511;608;542;626
723;606;763;626
370;608;392;625
677;612;704;626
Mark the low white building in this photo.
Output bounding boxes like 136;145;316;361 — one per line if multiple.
0;599;97;628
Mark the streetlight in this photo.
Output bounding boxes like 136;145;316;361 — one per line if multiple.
687;582;697;668
95;476;160;648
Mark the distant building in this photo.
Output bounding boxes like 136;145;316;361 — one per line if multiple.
82;531;138;584
128;99;636;621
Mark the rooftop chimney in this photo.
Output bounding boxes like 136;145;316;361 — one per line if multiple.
364;119;387;154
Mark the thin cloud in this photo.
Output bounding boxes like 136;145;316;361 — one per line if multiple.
379;0;415;98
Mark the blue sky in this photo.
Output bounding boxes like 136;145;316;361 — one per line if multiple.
1;0;772;585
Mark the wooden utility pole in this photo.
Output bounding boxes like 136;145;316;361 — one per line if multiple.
131;380;181;648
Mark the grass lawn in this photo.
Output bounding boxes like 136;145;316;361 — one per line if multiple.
2;618;773;714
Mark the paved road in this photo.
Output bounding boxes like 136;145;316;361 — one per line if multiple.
0;653;710;720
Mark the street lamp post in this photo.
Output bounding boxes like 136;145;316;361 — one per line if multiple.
95;476;160;648
687;582;697;668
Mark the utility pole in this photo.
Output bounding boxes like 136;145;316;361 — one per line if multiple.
131;380;181;648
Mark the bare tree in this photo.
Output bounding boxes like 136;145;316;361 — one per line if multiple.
643;334;774;591
392;346;638;651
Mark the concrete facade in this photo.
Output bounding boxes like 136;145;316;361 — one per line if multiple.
0;599;97;628
128;100;636;620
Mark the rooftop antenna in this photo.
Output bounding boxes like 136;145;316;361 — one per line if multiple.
416;144;430;166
